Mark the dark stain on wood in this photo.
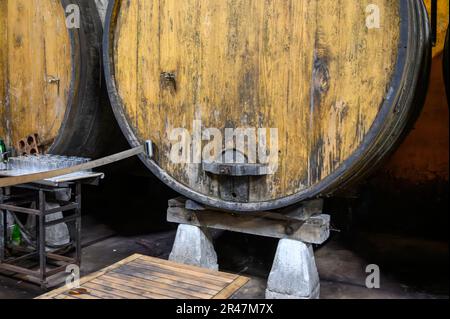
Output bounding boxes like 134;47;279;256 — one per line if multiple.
309;137;325;185
160;72;177;94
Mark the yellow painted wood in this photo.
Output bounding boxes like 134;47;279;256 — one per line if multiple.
424;0;449;57
0;0;71;152
112;0;401;201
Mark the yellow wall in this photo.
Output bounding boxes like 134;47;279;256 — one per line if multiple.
382;54;449;182
380;1;449;182
425;0;449;57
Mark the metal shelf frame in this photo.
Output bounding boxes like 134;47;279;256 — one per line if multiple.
0;180;88;288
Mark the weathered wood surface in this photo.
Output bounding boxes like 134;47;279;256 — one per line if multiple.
424;0;449;57
105;0;430;210
168;198;330;245
112;0;399;195
37;254;249;299
0;0;71;150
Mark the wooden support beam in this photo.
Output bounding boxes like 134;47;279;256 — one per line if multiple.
0;263;41;277
167;204;330;245
0;204;40;215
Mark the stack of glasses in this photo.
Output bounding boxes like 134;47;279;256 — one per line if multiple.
6;155;91;174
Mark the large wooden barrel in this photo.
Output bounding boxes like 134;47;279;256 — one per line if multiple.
104;0;431;211
0;0;111;158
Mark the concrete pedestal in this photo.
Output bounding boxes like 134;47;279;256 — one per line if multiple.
169;224;218;271
265;239;320;299
167;198;329;299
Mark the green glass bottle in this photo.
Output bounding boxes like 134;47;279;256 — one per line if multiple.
11;224;22;246
0;139;6;163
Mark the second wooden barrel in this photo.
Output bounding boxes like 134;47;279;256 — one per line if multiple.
0;0;112;158
104;0;431;211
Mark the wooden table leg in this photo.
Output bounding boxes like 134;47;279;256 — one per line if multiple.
75;183;82;266
38;189;47;288
0;187;5;262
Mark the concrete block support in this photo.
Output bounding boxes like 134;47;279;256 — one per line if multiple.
266;239;320;299
169;224;218;271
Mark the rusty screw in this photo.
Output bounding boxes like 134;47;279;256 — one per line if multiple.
285;224;295;236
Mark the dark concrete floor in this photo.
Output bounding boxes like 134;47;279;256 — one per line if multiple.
0;216;448;299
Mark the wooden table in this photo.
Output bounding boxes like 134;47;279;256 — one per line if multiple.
38;254;250;299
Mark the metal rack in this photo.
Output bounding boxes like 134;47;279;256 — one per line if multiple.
0;172;103;288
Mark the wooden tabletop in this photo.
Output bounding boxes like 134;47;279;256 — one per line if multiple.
37;254;249;300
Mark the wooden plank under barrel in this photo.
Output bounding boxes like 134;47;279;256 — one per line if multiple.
104;0;431;211
0;0;113;158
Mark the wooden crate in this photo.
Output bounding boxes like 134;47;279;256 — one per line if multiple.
37;254;249;299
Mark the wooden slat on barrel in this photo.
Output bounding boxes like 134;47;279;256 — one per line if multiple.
37;254;249;299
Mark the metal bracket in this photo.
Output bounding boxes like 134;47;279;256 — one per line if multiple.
47;76;60;84
145;140;154;158
47;76;61;95
202;162;269;176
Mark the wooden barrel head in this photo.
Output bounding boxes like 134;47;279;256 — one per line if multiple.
1;1;109;158
105;0;431;211
0;0;71;153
